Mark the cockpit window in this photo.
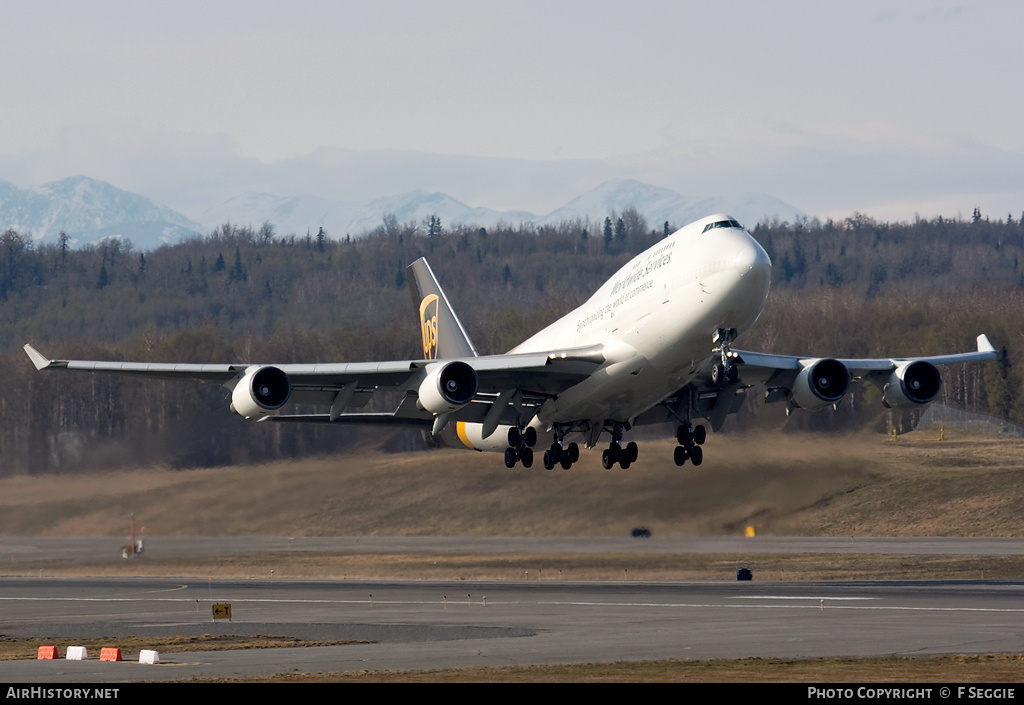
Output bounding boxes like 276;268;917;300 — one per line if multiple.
701;219;744;233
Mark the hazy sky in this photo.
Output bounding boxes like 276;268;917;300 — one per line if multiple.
1;1;1022;221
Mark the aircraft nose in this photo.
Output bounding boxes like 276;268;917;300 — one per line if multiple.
732;233;772;276
729;233;772;308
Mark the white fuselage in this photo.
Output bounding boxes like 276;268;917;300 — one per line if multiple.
457;214;772;450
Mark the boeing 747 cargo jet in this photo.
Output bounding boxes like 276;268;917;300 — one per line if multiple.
24;214;996;470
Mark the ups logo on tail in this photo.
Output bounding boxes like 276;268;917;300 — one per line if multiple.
419;295;439;359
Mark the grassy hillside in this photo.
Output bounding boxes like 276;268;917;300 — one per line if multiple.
2;430;1021;539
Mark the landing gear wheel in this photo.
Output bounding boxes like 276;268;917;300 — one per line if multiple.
548;443;562;463
603;442;623;469
551;441;577;470
625;441;639;463
542;450;555;470
711;363;726;386
523;427;537;447
602;448;614;469
674;421;707;467
677;424;693;446
520;447;533;468
506;425;538;468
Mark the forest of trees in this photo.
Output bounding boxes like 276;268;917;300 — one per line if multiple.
1;206;1022;475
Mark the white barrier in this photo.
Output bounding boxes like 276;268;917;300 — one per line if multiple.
65;646;88;660
139;649;160;664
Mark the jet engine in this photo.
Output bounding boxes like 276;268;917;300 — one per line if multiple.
231;365;291;418
417;361;478;414
882;360;941;408
791;358;851;410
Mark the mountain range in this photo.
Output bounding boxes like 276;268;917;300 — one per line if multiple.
0;175;807;251
0;176;204;249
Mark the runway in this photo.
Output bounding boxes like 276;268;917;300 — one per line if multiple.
5;535;1024;562
1;575;1023;682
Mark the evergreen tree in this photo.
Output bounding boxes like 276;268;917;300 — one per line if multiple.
230;247;247;282
426;216;442;238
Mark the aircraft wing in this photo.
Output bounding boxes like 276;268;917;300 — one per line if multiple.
23;342;608;425
732;333;997;386
633;334;997;432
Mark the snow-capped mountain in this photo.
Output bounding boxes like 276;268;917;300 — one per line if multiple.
1;175;807;250
199;179;806;239
0;176;203;249
542;179;805;231
199;189;537;238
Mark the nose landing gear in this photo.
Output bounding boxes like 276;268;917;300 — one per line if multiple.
711;328;740;386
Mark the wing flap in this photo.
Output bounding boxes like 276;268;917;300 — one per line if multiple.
264;413;433;427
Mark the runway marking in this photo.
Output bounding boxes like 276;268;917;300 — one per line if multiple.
729;596;877;600
2;596;1023;613
539;601;1024;613
74;584;191;600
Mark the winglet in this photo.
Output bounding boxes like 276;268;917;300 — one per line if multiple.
23;344;52;371
978;334;996;354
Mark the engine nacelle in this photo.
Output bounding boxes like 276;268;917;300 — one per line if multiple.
791;358;851;410
417;361;478;414
882;360;941;408
231;365;291;418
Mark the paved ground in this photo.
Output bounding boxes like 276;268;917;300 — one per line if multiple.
6;535;1024;562
2;572;1023;682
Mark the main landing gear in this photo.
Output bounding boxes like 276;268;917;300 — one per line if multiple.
505;421;641;471
543;440;580;470
601;423;639;470
674;422;706;466
540;424;580;469
504;425;537;468
602;440;639;469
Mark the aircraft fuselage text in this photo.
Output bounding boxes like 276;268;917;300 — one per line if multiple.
577;241;674;333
